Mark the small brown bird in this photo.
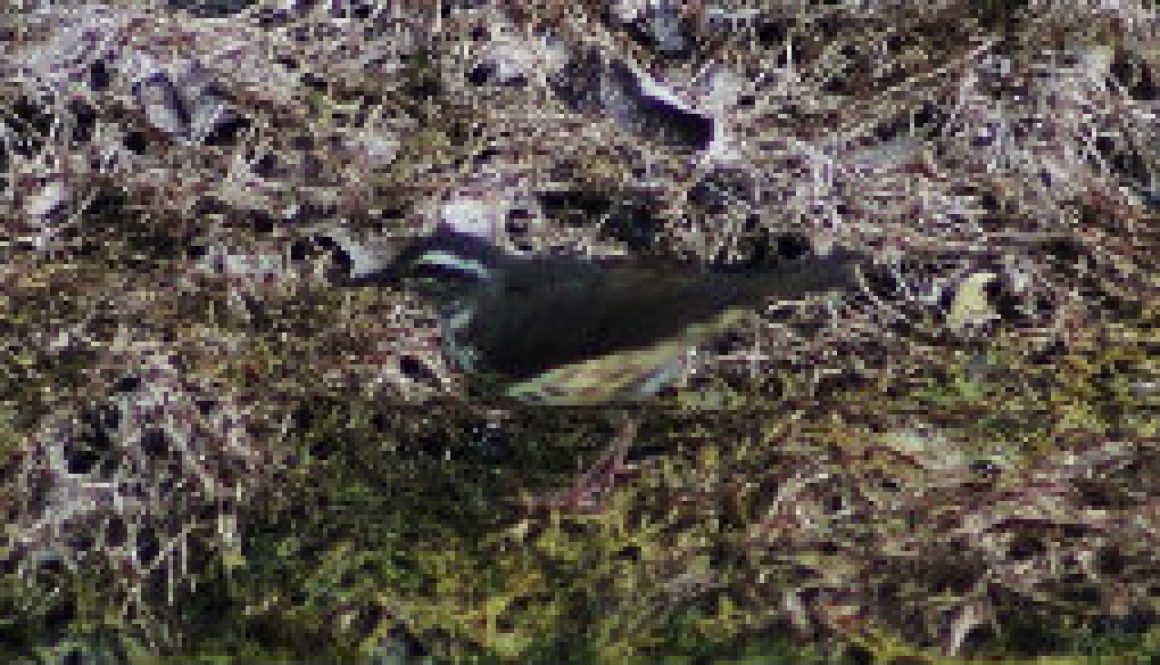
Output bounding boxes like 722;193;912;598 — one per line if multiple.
338;225;865;507
342;225;864;406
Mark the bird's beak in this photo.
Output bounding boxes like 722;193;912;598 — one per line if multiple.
308;224;418;287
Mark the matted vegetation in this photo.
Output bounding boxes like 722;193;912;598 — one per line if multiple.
1;1;1158;662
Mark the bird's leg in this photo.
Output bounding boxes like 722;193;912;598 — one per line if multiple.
531;408;642;513
565;410;639;509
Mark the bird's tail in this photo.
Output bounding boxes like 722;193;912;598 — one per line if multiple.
732;247;866;306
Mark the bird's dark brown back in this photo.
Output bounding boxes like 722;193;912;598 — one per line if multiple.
462;251;860;379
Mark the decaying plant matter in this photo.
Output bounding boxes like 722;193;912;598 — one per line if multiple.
1;1;1157;661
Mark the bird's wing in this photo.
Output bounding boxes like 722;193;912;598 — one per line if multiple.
463;259;749;379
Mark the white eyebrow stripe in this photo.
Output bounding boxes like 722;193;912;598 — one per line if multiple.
415;250;491;280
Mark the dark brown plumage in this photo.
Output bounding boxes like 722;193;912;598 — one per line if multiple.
463;250;860;380
343;227;864;404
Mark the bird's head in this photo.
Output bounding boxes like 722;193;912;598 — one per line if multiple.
333;224;511;301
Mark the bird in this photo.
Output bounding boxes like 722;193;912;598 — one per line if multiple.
337;224;866;407
332;224;865;508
